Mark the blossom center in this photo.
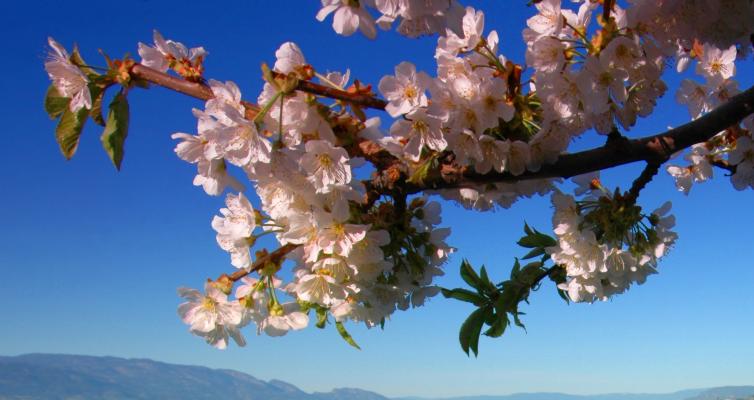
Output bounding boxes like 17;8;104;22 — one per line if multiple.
202;296;217;312
403;85;418;100
317;153;333;167
412;119;428;134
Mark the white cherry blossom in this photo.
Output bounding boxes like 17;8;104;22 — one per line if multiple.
317;0;378;39
300;140;352;193
177;283;244;349
378;61;431;117
45;37;91;112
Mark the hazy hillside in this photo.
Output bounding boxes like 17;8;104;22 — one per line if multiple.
0;354;388;400
396;386;754;400
0;354;752;400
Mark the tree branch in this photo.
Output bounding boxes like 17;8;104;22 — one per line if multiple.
218;243;298;283
626;162;661;203
130;64;386;114
129;63;754;197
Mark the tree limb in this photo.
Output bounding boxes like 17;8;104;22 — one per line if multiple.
408;84;754;192
128;63;754;195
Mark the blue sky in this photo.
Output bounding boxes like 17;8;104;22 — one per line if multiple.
1;1;753;398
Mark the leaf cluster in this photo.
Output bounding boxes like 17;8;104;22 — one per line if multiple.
442;224;567;356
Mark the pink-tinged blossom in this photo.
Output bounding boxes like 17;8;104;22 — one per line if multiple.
348;229;391;267
200;81;273;168
477;78;515;130
300;140;352;193
171;108;246;196
696;44;736;81
273;42;307;74
526;0;563;36
665;144;713;194
137;30;207;73
676;79;712;119
448;129;482;165
474;136;509;174
729;136;754;190
292;272;349;307
193;158;245;196
649;202;677;260
378;61;432;117
506;140;531;176
316;0;377;39
601;37;643;71
205;80;244;120
577;56;629;115
177;283;244;349
389;107;447;161
45;37;91;112
212;193;257;269
235;277;309;337
259;302;310;337
439;7;484;54
526;36;565;74
313;212;369;258
572;172;601;200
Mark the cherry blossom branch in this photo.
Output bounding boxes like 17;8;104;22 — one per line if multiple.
129;63;754;197
406;84;754;192
292;75;388;110
130;63;391;165
129;64;386;115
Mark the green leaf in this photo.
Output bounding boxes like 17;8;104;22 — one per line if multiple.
335;321;361;350
510;258;521;277
44;85;70;119
101;91;130;170
459;307;487;357
484;312;508;338
441;288;485;306
517;224;557;248
89;85;106;126
557;288;571;304
460;259;483;291
523;222;534;236
479;265;489;283
522;247;546;260
517;232;556;248
55;107;89;159
497;286;519;311
512;310;527;331
478;265;498;295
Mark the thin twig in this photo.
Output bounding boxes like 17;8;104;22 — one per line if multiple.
626;162;661;203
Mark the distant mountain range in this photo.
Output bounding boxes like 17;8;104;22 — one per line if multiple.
0;354;752;400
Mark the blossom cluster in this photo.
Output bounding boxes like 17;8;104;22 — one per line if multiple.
164;38;453;348
371;6;562;211
546;175;678;303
